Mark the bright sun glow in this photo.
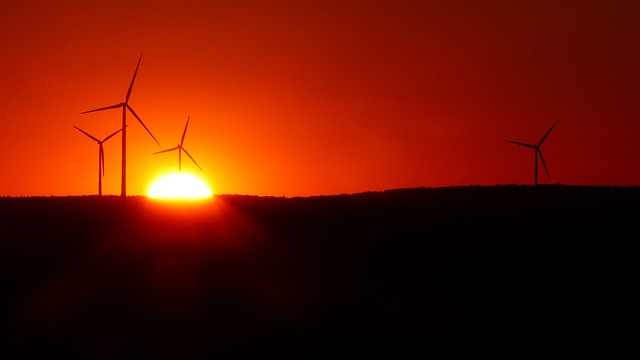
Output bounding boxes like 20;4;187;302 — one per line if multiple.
148;173;213;199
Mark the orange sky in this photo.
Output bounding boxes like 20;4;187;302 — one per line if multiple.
1;0;639;197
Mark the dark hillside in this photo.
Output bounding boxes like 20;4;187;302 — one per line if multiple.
1;185;637;358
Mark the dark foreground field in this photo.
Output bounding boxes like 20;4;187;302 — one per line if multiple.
1;185;637;358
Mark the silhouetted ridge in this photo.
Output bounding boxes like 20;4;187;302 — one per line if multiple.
0;185;636;358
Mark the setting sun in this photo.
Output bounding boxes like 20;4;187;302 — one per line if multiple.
148;173;213;199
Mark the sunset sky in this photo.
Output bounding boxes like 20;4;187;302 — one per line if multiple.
1;0;638;197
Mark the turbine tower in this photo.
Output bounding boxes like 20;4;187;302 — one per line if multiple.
508;121;558;186
74;125;124;195
153;116;203;172
80;54;160;197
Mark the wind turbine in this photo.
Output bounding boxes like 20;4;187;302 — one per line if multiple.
508;121;558;186
74;125;125;196
153;116;203;172
80;54;160;197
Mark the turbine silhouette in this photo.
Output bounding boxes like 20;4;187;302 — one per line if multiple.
508;121;558;186
74;125;124;195
80;54;159;197
153;116;203;172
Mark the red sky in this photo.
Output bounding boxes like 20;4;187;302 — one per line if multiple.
1;0;639;197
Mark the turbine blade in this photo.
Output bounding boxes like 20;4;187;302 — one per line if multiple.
182;147;203;171
80;103;123;114
507;140;536;149
127;105;160;145
125;54;143;103
73;126;100;142
538;121;558;146
100;146;105;177
181;115;190;146
152;146;179;155
102;125;126;142
538;149;551;179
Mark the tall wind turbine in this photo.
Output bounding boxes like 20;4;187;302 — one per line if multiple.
74;125;124;196
508;121;558;186
80;54;160;197
153;116;203;172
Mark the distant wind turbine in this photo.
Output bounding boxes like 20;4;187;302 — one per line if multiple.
74;125;125;196
80;54;160;197
153;116;203;172
508;121;558;186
